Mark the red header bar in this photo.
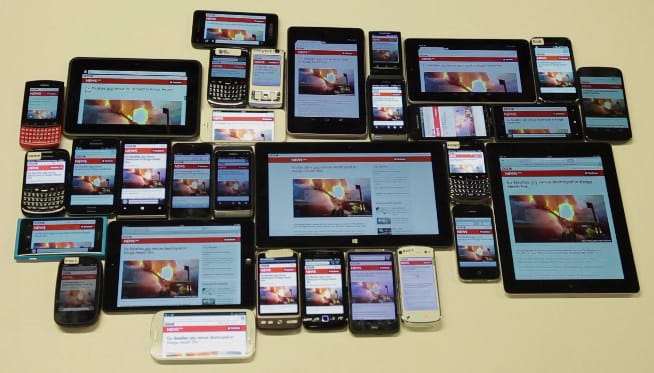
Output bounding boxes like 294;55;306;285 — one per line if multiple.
536;56;571;61
82;78;186;85
456;229;493;235
214;116;273;121
259;266;297;273
29;91;58;96
173;163;210;169
419;56;518;62
121;236;240;244
33;223;95;231
206;16;264;23
163;325;246;333
501;170;604;177
503;110;568;118
580;84;623;90
349;265;392;271
27;164;64;171
254;60;281;66
211;63;246;70
304;268;342;275
61;274;97;280
295;50;358;56
124;147;167;154
74;158;115;164
399;260;433;266
269;156;431;163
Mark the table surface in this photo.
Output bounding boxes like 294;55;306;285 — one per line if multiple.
1;1;652;372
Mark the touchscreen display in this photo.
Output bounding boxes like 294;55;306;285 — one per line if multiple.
534;46;577;94
580;76;629;129
266;152;439;237
398;256;438;312
498;156;624;280
257;257;299;315
210;110;274;142
57;263;99;313
216;154;250;210
115;224;242;308
70;146;116;207
210;55;247;79
120;143;168;207
23;219;97;254
303;258;345;316
448;149;486;174
252;53;282;86
420;105;487;138
370;83;404;130
455;217;498;268
76;69;188;126
202;13;268;46
501;106;571;138
172;152;210;209
27;87;60;119
293;40;360;119
160;311;249;358
417;47;523;93
371;34;400;65
25;158;66;185
349;253;396;320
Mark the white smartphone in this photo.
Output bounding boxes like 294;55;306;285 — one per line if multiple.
248;49;284;108
396;246;441;327
201;109;283;142
149;309;255;362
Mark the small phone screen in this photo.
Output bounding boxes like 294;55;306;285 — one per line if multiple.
370;33;401;66
70;144;117;208
398;256;438;312
258;256;299;315
215;152;251;210
455;216;498;269
419;105;487;138
22;219;99;255
25;158;66;185
579;75;629;130
26;86;61;120
370;83;405;131
533;45;577;95
302;257;345;316
211;54;248;79
500;106;572;138
202;12;269;46
172;151;211;210
120;143;168;208
348;253;396;321
210;110;275;142
447;149;486;174
57;262;99;313
252;53;282;87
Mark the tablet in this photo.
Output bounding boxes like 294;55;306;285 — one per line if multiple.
103;220;255;311
254;142;453;248
409;104;492;141
492;104;582;140
486;142;639;293
286;27;367;138
65;57;202;138
404;39;536;103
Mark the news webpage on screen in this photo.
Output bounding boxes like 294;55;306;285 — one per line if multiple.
501;106;571;138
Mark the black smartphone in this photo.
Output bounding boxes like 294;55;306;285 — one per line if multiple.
368;31;403;75
452;204;500;281
19;80;64;150
170;142;213;219
347;251;399;334
300;250;348;330
117;139;170;219
191;10;278;49
491;104;583;141
578;67;632;142
54;256;103;326
213;147;253;218
66;138;119;215
530;37;580;102
21;149;69;216
256;249;301;329
409;104;492;141
208;48;249;107
366;75;408;141
447;144;490;201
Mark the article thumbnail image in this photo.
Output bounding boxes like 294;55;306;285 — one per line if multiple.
292;178;372;218
350;281;395;304
304;287;344;307
122;168;166;188
423;72;519;93
217;179;250;197
298;68;355;95
538;71;575;88
120;260;199;299
582;98;627;116
71;176;113;195
33;241;91;251
509;195;611;242
213;128;273;141
457;245;496;262
454;106;477;136
58;288;96;310
372;49;399;64
372;106;403;122
173;178;209;197
81;100;183;125
205;28;263;42
259;286;298;306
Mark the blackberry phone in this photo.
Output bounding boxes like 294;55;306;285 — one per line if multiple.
446;143;490;202
21;149;69;216
208;48;249;107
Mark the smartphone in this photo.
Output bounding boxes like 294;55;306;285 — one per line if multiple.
452;204;500;281
21;149;69;216
170;142;212;219
578;67;632;141
491;104;582;141
366;75;408;141
530;37;579;102
208;48;249;107
117;139;170;219
300;250;348;330
54;256;102;326
256;249;301;329
191;10;278;49
249;49;284;108
150;309;256;362
19;80;64;150
397;246;441;326
347;251;399;334
202;109;280;143
66;138;119;215
368;31;403;75
213;147;253;218
409;104;492;141
447;143;490;201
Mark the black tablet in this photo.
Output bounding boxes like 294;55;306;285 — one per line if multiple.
254;142;453;248
286;27;367;138
103;219;255;311
404;38;536;103
486;142;639;293
492;104;582;141
64;57;202;138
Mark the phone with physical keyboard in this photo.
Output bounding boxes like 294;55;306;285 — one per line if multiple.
446;142;490;202
21;149;69;216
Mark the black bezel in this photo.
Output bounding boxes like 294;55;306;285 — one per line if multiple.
254;141;453;249
191;10;278;49
486;142;639;293
286;27;367;137
256;251;301;318
368;31;403;75
366;75;408;136
54;256;103;326
21;149;69;216
117;139;171;218
21;80;64;126
530;37;580;103
213;147;253;214
300;250;348;329
64;57;201;139
409;104;493;141
170;142;213;219
452;204;500;280
103;219;255;311
66;138;119;216
404;38;536;103
578;66;632;142
491;104;583;141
